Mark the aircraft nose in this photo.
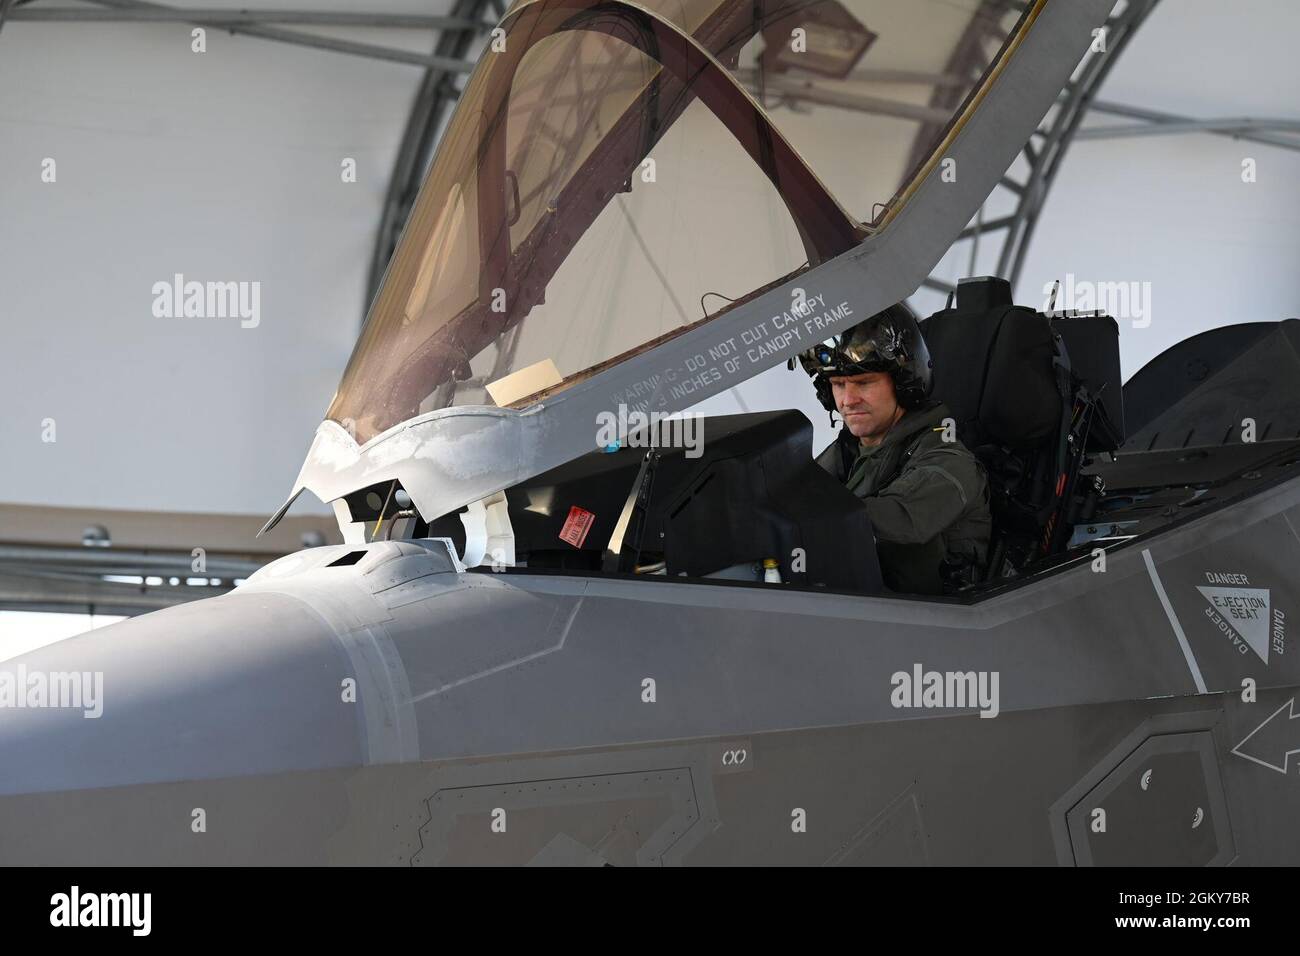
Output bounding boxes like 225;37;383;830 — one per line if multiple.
0;591;362;796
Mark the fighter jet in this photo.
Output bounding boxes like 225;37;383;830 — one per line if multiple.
2;0;1296;865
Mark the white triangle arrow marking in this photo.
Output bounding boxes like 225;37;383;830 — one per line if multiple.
1197;586;1271;664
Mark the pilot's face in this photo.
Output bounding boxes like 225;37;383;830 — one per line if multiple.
830;371;902;445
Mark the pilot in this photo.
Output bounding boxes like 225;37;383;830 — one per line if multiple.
799;303;991;594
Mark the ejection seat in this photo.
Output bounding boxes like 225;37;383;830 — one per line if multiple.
920;276;1124;583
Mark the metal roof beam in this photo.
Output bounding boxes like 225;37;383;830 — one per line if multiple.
1085;99;1300;152
74;0;479;72
917;0;1163;301
8;8;486;30
1077;117;1300;139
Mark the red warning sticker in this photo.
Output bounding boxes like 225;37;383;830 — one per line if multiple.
559;506;596;549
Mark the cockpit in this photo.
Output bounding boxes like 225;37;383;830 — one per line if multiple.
270;0;1183;600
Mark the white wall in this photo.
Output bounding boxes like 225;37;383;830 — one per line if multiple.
0;3;458;515
0;610;124;662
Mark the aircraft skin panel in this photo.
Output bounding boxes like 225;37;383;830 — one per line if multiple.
374;473;1300;764
2;472;1300;862
0;591;363;796
0;693;1291;866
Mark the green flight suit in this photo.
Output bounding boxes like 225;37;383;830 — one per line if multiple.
815;401;991;595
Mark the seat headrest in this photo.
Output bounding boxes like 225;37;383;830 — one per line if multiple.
922;302;1061;450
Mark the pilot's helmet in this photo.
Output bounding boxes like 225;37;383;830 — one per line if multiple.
798;302;933;411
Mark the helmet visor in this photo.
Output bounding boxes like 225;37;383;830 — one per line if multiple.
798;322;904;377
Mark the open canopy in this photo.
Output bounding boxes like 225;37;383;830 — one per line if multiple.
326;0;1031;446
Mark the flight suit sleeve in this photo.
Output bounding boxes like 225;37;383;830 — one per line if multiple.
860;444;985;545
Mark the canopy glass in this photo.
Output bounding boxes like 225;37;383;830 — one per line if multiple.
327;0;1031;444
